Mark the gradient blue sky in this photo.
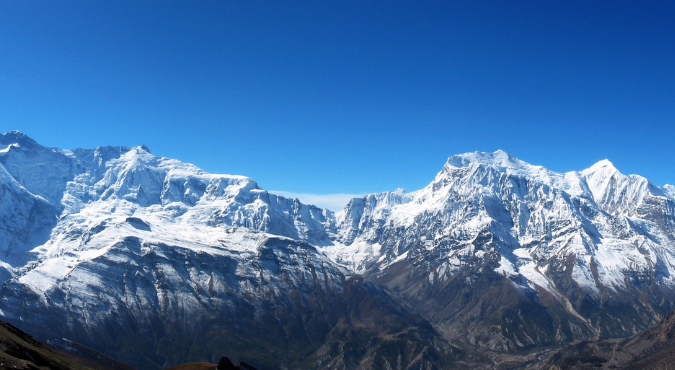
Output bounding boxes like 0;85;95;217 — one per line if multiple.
1;1;673;209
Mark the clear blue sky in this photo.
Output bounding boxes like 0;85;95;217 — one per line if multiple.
1;1;674;209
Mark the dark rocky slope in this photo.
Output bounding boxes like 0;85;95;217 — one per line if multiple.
543;309;675;369
0;319;133;370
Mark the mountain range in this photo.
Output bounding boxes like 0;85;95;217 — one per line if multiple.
0;130;674;369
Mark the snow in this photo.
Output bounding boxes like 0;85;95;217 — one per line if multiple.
318;239;382;274
664;184;675;200
322;149;675;309
0;132;674;338
0;143;19;155
0;133;347;318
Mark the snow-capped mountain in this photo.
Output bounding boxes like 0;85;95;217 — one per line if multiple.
324;149;675;350
1;131;674;368
0;131;458;370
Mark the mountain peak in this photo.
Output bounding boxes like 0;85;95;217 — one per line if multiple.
587;159;617;171
0;130;40;149
446;150;518;168
124;145;153;157
442;150;548;178
581;159;622;181
2;130;29;138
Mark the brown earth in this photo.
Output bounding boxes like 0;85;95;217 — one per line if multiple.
0;319;135;370
0;320;94;370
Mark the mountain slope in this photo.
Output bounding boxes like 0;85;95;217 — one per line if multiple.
322;150;675;351
0;131;463;369
2;131;675;368
0;318;127;370
543;309;675;369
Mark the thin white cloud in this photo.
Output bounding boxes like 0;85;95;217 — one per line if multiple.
270;191;363;211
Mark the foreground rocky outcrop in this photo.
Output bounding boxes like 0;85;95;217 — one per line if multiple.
165;356;256;370
0;319;133;370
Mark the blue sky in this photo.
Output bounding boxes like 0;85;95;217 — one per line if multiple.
1;1;674;209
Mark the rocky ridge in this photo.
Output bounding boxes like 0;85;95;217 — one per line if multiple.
323;150;675;352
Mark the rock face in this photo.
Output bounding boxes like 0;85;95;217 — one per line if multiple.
1;131;674;368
